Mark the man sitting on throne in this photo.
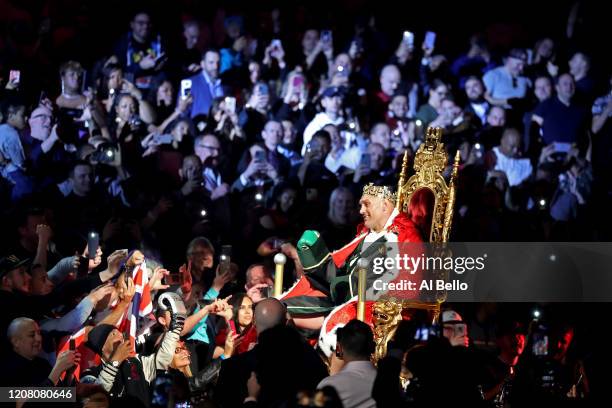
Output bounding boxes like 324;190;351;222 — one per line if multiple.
279;183;427;343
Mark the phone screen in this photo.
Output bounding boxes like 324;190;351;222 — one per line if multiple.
87;232;99;260
360;153;371;167
224;97;236;113
292;76;303;87
403;31;414;48
424;31;437;49
180;79;192;99
321;30;332;43
69;338;76;351
9;70;21;85
254;150;266;162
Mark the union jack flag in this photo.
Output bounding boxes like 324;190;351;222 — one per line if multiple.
117;260;153;351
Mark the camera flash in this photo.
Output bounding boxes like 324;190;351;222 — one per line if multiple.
200;209;207;217
539;199;546;207
106;150;113;158
474;143;481;149
533;310;541;319
415;119;422;126
349;122;356;129
255;193;264;201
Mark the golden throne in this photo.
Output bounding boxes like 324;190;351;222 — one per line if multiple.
372;127;460;362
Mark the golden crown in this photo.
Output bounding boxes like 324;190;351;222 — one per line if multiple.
362;183;397;202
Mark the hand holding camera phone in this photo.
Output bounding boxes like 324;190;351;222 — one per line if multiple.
321;30;333;44
424;31;437;50
9;70;21;87
87;232;99;259
224;96;236;114
402;31;415;49
180;79;192;100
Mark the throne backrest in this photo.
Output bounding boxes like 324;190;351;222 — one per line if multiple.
395;127;459;243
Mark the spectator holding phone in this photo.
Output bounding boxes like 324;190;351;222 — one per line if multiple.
0;317;80;386
303;86;345;152
483;48;532;109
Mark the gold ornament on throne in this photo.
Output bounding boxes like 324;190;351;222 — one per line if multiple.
372;126;460;363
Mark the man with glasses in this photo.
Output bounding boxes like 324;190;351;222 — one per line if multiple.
113;10;165;90
484;48;532;109
194;134;229;200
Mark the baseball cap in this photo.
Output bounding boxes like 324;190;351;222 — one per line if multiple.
0;255;30;279
321;86;345;98
441;310;464;324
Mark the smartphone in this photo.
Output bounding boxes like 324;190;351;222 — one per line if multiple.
69;338;76;351
9;70;21;85
271;39;282;50
321;30;332;44
259;285;271;299
77;256;89;277
473;143;484;158
257;83;269;95
402;31;415;48
220;245;232;263
224;96;236;114
153;134;173;144
424;31;437;49
553;142;571;153
180;79;192;99
254;150;266;163
165;273;182;285
292;75;304;88
360;153;371;167
87;232;99;259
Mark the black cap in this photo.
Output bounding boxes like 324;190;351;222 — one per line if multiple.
85;324;116;356
321;86;345;98
0;255;30;279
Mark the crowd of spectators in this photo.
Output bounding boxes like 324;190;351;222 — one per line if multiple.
0;1;609;407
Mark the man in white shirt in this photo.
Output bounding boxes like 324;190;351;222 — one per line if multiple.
317;319;377;408
483;49;531;108
303;86;345;153
489;128;533;186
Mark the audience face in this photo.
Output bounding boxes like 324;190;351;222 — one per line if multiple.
302;30;319;54
183;22;200;49
157;81;174;106
464;78;484;102
439;99;460;125
28;106;54;141
281;120;297;145
569;53;588;77
130;12;152;42
279;189;297;213
552;328;574;361
322;95;343;116
8;106;28;130
380;65;401;97
63;69;81;93
556;73;575;101
246;265;272;288
201;51;220;80
2;266;30;292
329;188;354;225
443;322;469;347
389;95;408;118
117;95;137;122
500;129;521;158
487;106;506;127
18;213;46;245
107;69;123;92
534;77;552;102
367;143;385;171
370;123;391;150
535;38;554;60
11;320;42;359
71;164;93;196
237;296;254;327
181;156;202;181
29;265;54;295
195;135;221;167
172;341;191;369
102;328;124;359
429;84;448;108
171;120;190;142
505;56;525;77
249;61;261;85
309;136;331;161
262;121;283;151
188;243;214;271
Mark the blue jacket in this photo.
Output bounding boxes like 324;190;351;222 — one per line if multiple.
188;72;225;118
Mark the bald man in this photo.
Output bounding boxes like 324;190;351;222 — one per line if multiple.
1;317;78;386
